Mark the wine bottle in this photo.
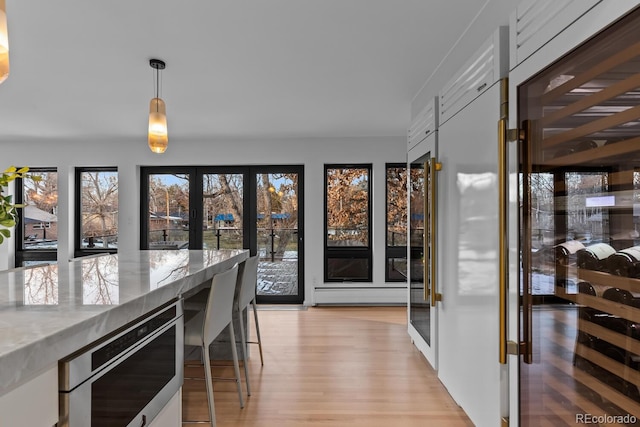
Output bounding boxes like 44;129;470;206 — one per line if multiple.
553;140;597;158
607;246;640;278
603;286;640;308
574;140;597;152
555;240;585;266
577;243;616;271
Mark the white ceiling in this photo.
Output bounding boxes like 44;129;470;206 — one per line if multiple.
1;0;501;143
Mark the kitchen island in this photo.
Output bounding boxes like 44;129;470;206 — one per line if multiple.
0;249;248;426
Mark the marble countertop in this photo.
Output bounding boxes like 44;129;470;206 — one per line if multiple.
0;249;248;396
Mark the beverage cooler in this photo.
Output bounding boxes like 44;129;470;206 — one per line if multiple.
407;97;439;367
508;2;640;425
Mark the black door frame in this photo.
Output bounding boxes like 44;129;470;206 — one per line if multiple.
140;165;304;304
250;165;304;304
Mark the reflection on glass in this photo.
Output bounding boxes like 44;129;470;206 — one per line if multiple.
148;250;191;289
387;258;408;281
409;162;429;344
147;173;190;249
457;172;497;296
202;174;244;250
386;165;412;282
23;265;58;305
82;256;119;305
22;170;58;251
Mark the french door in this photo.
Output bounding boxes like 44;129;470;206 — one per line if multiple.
141;166;304;304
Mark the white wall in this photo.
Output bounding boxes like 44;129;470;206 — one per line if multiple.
0;136;406;304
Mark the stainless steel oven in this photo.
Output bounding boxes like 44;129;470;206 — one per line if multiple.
58;300;183;427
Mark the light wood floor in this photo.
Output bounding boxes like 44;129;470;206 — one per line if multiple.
182;306;473;427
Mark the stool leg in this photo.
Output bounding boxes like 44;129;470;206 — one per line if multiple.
228;322;245;408
238;307;251;395
203;344;217;427
251;299;264;365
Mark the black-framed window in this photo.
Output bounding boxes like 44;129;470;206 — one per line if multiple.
386;163;408;282
75;168;118;257
324;164;372;282
15;168;58;266
140;167;194;250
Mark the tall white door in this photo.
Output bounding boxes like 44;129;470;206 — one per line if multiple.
437;84;502;427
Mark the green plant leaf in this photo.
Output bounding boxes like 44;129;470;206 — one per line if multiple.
0;234;4;245
0;228;10;237
0;219;16;227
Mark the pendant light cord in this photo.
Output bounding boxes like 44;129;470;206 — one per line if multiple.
152;66;160;112
150;59;164;113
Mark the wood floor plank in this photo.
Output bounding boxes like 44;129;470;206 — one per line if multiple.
182;306;472;427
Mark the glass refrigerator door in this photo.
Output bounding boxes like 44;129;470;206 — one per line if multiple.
518;7;640;425
409;161;429;344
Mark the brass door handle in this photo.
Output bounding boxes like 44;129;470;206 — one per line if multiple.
498;117;508;364
430;157;442;306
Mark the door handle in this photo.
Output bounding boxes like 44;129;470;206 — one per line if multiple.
498;78;530;363
498;116;508;364
521;119;533;364
429;157;442;306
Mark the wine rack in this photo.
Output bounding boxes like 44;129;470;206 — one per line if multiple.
555;268;640;416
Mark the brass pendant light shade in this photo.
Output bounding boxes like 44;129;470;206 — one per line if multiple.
0;0;9;85
148;59;167;154
148;97;168;153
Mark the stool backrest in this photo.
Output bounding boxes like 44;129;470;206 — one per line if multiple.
203;264;239;345
236;255;259;310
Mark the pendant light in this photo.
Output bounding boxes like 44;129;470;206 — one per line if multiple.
0;0;9;84
148;59;168;154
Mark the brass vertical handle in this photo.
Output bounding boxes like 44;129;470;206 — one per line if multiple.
430;157;442;306
423;161;429;302
498;117;508;365
521;119;533;364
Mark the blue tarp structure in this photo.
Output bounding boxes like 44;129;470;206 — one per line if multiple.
257;213;291;220
214;213;234;221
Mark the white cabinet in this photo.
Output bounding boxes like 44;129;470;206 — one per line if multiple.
0;365;58;427
509;0;601;68
434;26;508;427
149;389;182;427
437;83;502;427
439;27;508;126
408;98;438;152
